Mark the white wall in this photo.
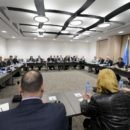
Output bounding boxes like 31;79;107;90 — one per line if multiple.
0;37;7;58
86;42;96;62
6;39;96;61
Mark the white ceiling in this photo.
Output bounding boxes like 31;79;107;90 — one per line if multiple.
0;0;129;42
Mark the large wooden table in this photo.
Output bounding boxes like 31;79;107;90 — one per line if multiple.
0;64;23;86
0;91;83;130
85;62;130;78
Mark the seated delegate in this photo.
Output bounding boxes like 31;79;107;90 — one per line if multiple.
0;70;68;130
81;69;130;130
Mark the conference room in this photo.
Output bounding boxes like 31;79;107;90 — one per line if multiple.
0;0;130;130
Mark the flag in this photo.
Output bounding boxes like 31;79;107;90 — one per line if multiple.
123;40;129;65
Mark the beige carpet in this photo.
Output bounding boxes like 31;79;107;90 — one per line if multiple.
0;69;97;130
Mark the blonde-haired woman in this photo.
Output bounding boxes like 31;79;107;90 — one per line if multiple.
81;69;130;130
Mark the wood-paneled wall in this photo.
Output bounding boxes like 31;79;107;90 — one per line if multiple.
96;35;130;62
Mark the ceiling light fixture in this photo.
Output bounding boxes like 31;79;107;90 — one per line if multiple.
34;38;37;40
61;30;69;34
53;38;56;41
34;15;49;23
12;36;16;39
1;30;7;33
38;35;44;38
98;22;110;28
70;20;82;26
37;28;45;32
118;31;124;34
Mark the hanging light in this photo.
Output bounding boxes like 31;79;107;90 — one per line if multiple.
70;20;83;26
61;30;69;34
34;15;49;23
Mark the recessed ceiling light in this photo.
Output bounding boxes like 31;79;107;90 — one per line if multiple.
2;30;7;33
70;20;82;26
61;30;69;34
118;31;124;34
12;36;16;39
53;38;56;41
34;15;49;23
98;22;110;28
33;38;37;40
70;40;73;42
37;28;45;32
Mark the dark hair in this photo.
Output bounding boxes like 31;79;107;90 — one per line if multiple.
21;70;43;92
118;57;123;61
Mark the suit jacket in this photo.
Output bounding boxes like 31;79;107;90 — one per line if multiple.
0;99;68;130
104;60;113;66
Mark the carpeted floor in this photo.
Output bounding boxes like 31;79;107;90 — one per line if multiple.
0;69;97;130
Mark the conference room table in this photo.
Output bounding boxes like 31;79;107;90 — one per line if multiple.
0;64;23;87
85;62;130;78
0;91;84;130
24;62;130;78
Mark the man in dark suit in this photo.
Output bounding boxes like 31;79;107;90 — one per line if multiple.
104;56;113;66
0;70;68;130
0;56;7;68
13;56;19;64
7;55;14;66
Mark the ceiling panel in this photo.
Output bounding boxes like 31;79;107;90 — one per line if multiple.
0;0;129;41
43;33;56;38
45;13;70;26
58;35;72;39
5;10;38;24
69;17;99;28
110;10;130;23
0;0;36;11
43;25;62;32
92;22;123;32
82;0;130;17
66;27;82;34
23;32;38;37
20;26;38;32
45;0;87;13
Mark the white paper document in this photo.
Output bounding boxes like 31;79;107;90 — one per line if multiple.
49;96;57;101
74;93;82;98
0;103;9;112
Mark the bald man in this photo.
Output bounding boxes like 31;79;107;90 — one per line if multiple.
0;70;68;130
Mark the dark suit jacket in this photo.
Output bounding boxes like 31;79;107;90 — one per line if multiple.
0;99;68;130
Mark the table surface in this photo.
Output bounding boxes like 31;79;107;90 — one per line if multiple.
0;91;83;117
0;64;23;85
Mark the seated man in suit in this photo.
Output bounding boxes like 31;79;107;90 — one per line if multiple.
13;56;19;64
0;70;68;130
7;55;14;66
104;56;113;66
36;55;43;70
0;56;4;68
113;57;125;81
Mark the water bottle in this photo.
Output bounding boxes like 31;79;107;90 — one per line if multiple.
119;80;124;89
85;81;91;93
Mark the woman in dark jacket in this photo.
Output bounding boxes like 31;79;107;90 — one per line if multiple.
81;69;130;130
